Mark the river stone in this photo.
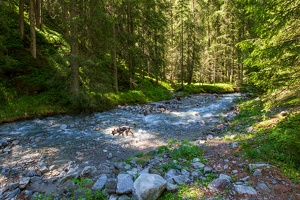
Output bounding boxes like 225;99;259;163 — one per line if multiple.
105;178;117;193
116;174;134;194
234;185;257;195
19;177;31;189
164;169;181;180
166;182;179;192
0;138;8;147
133;173;167;200
191;162;205;169
208;178;231;192
92;174;107;191
5;188;20;199
9;182;19;191
248;163;270;172
257;182;271;193
253;168;262;176
204;166;213;174
80;166;97;177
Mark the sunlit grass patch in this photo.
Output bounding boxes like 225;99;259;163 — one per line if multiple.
232;93;300;183
159;184;206;200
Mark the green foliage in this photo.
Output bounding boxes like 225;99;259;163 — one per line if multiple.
175;83;235;95
172;144;204;163
234;94;300;183
71;178;107;200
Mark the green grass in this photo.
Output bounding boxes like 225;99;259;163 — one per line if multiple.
231;87;300;183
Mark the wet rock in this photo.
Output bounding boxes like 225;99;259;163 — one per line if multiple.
133;173;167;200
116;174;134;194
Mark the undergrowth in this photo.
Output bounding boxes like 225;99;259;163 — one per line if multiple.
232;87;300;183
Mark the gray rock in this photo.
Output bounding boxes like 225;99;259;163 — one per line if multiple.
248;163;270;172
105;178;117;193
133;173;167;200
27;170;36;177
107;153;113;159
60;124;67;129
9;182;19;191
0;138;8;147
19;177;31;189
92;175;107;191
208;178;231;192
164;169;181;180
116;174;134;194
12;140;20;145
253;169;262;176
20;190;33;199
80;166;97;177
226;113;236;121
191;171;199;177
204;166;213;174
234;185;257;195
231;142;239;149
139;167;150;175
181;169;190;176
5;188;20;199
219;174;231;181
173;175;190;185
257;182;271;193
114;162;128;170
109;194;118;200
166;182;179;192
191;162;205;169
118;194;131;200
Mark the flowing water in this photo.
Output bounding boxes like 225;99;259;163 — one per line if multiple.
0;93;242;174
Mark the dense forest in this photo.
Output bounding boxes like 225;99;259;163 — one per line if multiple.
0;0;299;113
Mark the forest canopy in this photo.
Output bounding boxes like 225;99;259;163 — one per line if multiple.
0;0;299;111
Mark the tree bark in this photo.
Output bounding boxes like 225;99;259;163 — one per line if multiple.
29;0;36;59
70;3;80;96
113;24;118;92
36;0;42;30
19;0;24;39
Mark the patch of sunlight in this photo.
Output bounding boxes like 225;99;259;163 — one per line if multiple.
178;185;205;199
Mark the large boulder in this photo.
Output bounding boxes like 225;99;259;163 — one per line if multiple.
133;174;167;200
116;174;134;194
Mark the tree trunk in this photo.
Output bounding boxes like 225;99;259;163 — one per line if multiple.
36;0;42;30
113;24;118;92
19;0;24;39
70;4;80;96
29;0;36;59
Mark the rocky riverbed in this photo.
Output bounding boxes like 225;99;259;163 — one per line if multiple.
1;93;299;199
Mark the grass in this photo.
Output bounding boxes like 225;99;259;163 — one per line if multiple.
230;85;300;183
